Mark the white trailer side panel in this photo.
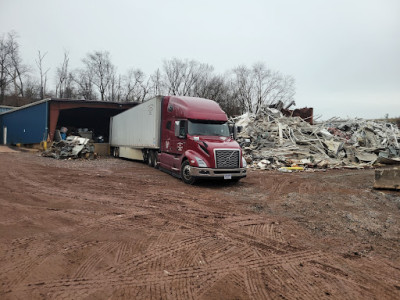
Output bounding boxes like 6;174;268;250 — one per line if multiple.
110;96;162;149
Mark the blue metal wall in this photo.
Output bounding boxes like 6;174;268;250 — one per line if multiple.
0;102;48;144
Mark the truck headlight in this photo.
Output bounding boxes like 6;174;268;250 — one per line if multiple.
242;156;247;168
195;157;208;168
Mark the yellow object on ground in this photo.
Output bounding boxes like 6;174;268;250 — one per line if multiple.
285;166;304;171
40;141;47;150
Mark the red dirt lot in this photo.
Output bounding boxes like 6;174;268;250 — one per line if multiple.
0;147;399;299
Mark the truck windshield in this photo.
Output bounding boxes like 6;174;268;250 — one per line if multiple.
188;120;230;137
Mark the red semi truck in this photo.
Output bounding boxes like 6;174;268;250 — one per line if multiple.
109;95;247;184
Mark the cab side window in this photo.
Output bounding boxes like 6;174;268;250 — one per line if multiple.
179;121;186;136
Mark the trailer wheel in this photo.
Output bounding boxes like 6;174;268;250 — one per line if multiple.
147;151;153;167
181;160;196;184
113;147;119;158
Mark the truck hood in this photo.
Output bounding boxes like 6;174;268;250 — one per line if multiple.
188;135;240;148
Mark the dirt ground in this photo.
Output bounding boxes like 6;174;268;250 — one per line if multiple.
0;146;399;299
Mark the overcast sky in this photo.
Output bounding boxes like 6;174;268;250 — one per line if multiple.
1;0;399;119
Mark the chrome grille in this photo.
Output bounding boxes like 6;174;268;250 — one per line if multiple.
215;150;240;169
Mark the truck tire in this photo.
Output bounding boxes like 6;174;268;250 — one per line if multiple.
181;160;196;184
147;151;153;167
153;151;159;169
113;147;119;158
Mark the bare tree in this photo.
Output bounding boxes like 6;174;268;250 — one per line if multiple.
82;51;115;101
0;32;15;102
73;68;96;100
149;68;164;96
55;50;70;98
122;68;149;102
0;32;297;113
23;75;40;99
162;58;213;96
63;72;76;98
232;63;295;114
252;63;295;113
107;73;121;101
6;32;29;98
232;65;254;113
0;35;11;102
35;50;50;99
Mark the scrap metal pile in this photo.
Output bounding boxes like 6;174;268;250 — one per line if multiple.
42;136;96;159
234;109;400;171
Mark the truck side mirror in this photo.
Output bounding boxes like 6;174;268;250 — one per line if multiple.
233;125;238;140
228;122;238;140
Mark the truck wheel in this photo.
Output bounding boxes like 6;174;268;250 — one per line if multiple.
153;151;159;169
113;147;119;158
147;151;153;167
181;160;196;184
149;151;157;168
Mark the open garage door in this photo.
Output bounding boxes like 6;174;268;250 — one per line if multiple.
56;108;122;142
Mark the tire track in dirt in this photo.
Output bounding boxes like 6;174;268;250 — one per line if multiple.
0;239;52;291
309;258;400;299
226;217;285;242
266;176;287;198
245;269;271;299
18;248;328;299
156;208;295;255
3;154;398;299
110;235;213;275
0;218;107;293
130;191;294;255
114;242;129;264
4;160;317;299
73;242;119;278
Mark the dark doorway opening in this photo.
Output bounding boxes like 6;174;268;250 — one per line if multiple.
56;108;122;142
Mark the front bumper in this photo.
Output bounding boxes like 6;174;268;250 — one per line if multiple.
189;166;247;179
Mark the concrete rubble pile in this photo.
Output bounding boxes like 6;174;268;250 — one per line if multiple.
42;136;96;159
234;109;400;171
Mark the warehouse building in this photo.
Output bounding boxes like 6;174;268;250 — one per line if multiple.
0;98;137;145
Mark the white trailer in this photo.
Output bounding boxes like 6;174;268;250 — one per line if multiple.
110;96;162;161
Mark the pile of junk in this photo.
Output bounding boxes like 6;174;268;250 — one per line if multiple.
42;127;106;159
233;109;400;171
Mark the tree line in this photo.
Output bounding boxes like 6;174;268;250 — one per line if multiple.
0;31;295;116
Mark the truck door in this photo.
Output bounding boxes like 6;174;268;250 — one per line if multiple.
159;120;186;173
171;120;186;156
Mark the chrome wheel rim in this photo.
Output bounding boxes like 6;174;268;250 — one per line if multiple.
183;165;191;181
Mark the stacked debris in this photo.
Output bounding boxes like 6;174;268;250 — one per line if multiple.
234;109;400;170
42;136;96;159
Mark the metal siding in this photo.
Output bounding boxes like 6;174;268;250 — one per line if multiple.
1;102;48;144
110;96;162;148
0;116;3;144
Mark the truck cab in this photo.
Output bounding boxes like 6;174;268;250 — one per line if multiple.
157;96;247;184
